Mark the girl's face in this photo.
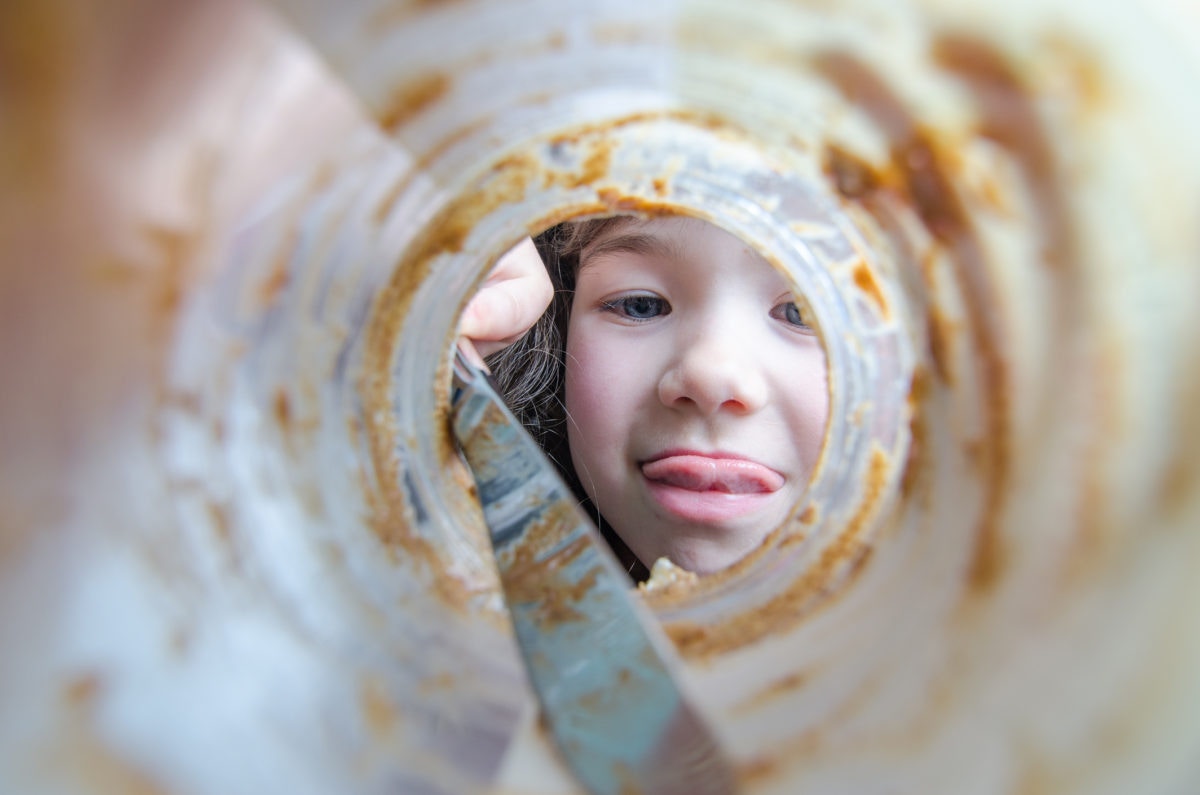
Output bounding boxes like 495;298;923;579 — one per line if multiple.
564;216;829;574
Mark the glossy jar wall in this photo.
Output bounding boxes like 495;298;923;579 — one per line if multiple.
1;1;1198;794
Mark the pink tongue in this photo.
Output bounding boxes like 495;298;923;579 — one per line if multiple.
642;455;783;494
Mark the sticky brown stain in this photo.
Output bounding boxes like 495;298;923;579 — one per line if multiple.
734;670;810;715
799;504;818;524
652;177;669;197
207;501;232;545
667;448;889;658
576;141;613;187
258;258;288;307
378;72;451;134
366;0;460;30
926;303;957;385
273;388;291;428
361;677;399;734
144;224;195;318
824;144;883;199
968;502;1006;592
64;673;103;707
544;139;614;190
1159;448;1196;522
851;259;889;319
437;151;539;257
359;108;739;611
549;108;737;149
900;368;931;502
595;188;679;217
738;757;778;787
374;119;498;226
486;476;601;628
815;50;1014;596
933;35;1075;271
934;36;1087;590
373;176;409;225
1040;33;1109;116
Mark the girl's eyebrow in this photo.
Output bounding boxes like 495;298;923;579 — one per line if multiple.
580;232;677;270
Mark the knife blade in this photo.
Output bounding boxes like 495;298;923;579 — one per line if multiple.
450;344;737;795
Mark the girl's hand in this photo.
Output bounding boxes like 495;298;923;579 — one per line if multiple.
459;237;553;359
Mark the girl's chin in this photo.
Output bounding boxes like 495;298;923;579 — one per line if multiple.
651;533;766;576
635;482;788;574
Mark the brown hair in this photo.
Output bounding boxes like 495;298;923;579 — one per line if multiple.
485;215;648;578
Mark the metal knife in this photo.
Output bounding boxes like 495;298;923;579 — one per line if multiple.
450;344;737;795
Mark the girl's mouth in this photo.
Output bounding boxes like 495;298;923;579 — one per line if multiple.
640;453;784;523
641;453;784;493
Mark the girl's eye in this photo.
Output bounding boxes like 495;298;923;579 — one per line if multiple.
771;300;814;332
600;294;671;321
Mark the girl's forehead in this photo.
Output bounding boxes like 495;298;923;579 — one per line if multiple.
587;215;707;247
582;215;779;278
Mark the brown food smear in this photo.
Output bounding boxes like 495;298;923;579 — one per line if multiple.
360;109;748;611
273;387;292;428
63;673;103;707
925;303;958;385
491;477;602;629
824;144;884;199
667;447;890;659
378;72;451;134
359;147;546;599
851;258;890;319
900;367;932;502
936;36;1104;587
734;670;811;715
361;676;400;734
544;138;614;190
814;50;1013;594
258;243;292;308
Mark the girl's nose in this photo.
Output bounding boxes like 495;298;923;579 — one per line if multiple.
657;330;769;416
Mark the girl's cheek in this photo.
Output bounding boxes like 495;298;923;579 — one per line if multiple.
566;321;648;430
783;346;830;471
564;322;618;428
564;321;609;437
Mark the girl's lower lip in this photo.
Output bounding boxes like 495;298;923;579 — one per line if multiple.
643;479;776;523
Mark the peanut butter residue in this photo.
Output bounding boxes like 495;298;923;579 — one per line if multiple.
378;72;451;133
360;677;400;735
488;476;601;629
360;110;748;612
734;670;811;715
851;258;890;319
639;557;699;597
815;49;1015;595
666;447;891;658
825;144;884;199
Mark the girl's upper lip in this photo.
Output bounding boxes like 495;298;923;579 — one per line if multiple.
641;449;769;466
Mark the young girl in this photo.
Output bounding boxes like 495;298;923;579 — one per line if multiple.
463;214;828;580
